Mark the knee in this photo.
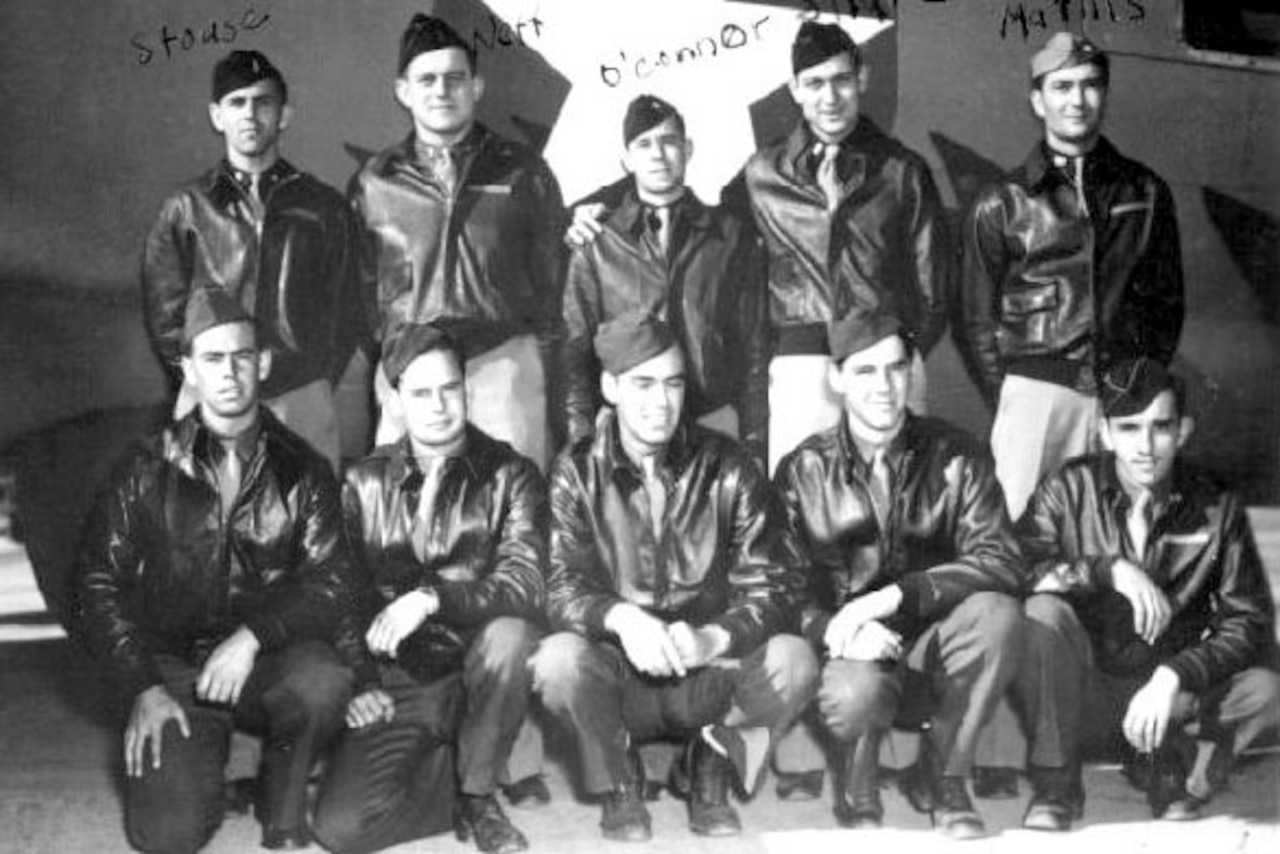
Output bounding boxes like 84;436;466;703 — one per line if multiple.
1236;667;1280;721
467;617;542;681
311;797;362;854
128;792;221;854
818;661;898;741
763;634;820;707
959;592;1025;649
1024;594;1088;653
530;632;597;708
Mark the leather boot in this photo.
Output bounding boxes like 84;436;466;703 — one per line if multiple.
686;738;742;837
1023;764;1084;831
600;747;651;842
833;731;883;829
454;793;529;854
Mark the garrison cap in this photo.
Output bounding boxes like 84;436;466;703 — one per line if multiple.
828;305;906;365
183;287;254;351
212;50;287;103
623;95;684;147
594;313;679;376
1030;31;1108;82
1099;357;1183;418
399;13;475;74
791;21;859;76
382;322;465;386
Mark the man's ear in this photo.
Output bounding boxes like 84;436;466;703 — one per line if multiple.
856;63;870;95
1030;87;1046;121
1176;416;1196;449
180;355;196;388
826;360;845;398
601;371;620;406
1098;417;1115;452
787;76;801;106
208;102;225;134
394;77;411;111
256;349;273;384
471;73;486;103
279;103;293;133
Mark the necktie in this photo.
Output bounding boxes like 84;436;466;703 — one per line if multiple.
412;458;445;563
1052;153;1089;217
641;457;667;539
218;441;243;520
868;450;893;527
243;172;265;220
817;143;842;212
647;205;672;255
1128;490;1153;562
425;145;457;196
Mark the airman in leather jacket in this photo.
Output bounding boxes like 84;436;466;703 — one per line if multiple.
336;426;547;687
562;188;768;461
775;414;1024;645
141;159;360;397
75;409;356;702
959;138;1184;405
1019;455;1277;691
546;410;799;658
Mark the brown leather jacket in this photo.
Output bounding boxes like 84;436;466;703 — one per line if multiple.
75;410;356;702
562;188;768;461
774;414;1024;646
1019;455;1277;692
547;410;800;656
959;138;1184;404
338;427;547;687
722;119;954;356
141;159;359;396
349;124;565;357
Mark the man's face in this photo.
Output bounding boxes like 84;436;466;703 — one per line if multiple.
395;48;483;138
828;334;911;438
623;117;692;199
208;80;289;160
1100;391;1191;492
1031;63;1108;151
603;346;686;454
182;321;269;420
396;348;468;452
789;52;866;143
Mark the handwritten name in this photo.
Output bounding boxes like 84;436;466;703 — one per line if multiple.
599;15;773;88
801;0;898;23
1000;0;1146;41
131;7;271;66
471;12;544;54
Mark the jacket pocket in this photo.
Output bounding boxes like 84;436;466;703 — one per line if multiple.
1000;282;1058;348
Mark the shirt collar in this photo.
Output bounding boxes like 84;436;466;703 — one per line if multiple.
387;425;483;490
1025;136;1119;189
835;413;911;482
595;408;694;488
1097;452;1183;517
615;186;711;239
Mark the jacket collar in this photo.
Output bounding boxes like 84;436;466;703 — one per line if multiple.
384;423;490;491
172;407;273;476
835;411;914;483
1024;135;1123;190
784;117;891;183
612;185;716;240
592;408;695;488
208;158;297;207
1095;452;1187;519
380;123;492;178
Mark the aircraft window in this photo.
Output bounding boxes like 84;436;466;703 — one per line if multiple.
1184;1;1280;60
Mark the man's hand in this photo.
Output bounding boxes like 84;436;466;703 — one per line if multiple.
1123;666;1181;753
346;689;396;729
824;586;904;658
839;620;903;662
366;589;439;658
668;622;731;670
564;203;607;248
1111;559;1172;645
605;603;685;678
125;685;190;777
196;626;261;706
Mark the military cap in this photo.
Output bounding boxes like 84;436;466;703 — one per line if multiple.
792;21;859;76
1031;31;1108;82
827;305;906;364
399;13;474;74
1099;357;1183;418
594;312;679;376
212;50;287;103
382;322;466;387
623;94;685;147
182;287;254;351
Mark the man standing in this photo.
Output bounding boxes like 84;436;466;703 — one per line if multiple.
773;307;1025;839
142;50;358;471
76;290;355;852
312;325;547;854
1012;358;1278;828
958;32;1184;520
534;314;817;842
562;95;768;463
351;14;565;469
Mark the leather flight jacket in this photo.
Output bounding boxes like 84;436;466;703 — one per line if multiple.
349;124;566;357
562;188;769;461
546;410;801;657
959;137;1184;404
723;118;954;356
1019;455;1278;693
75;409;356;702
338;426;547;687
774;414;1024;647
141;159;360;396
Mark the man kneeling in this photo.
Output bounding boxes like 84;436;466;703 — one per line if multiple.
313;325;546;854
534;314;818;841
